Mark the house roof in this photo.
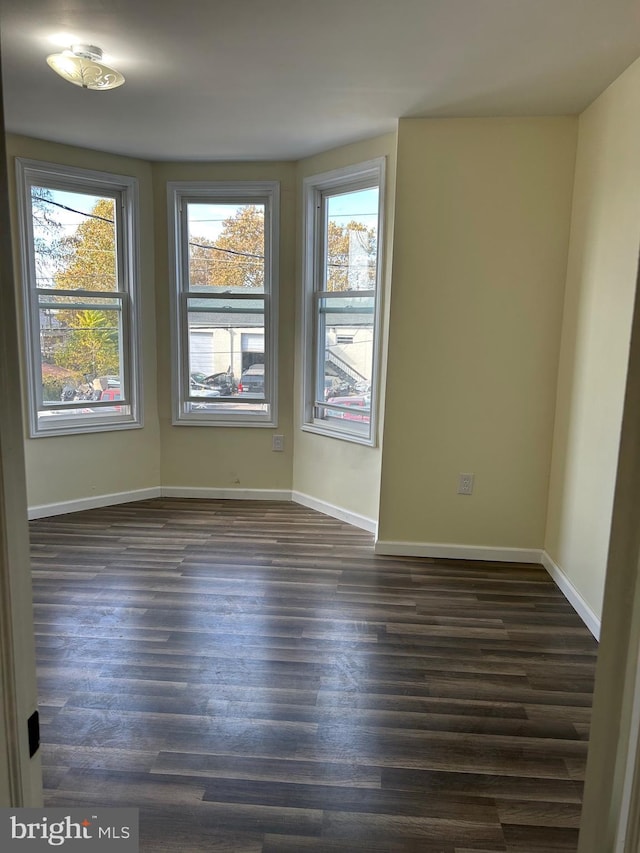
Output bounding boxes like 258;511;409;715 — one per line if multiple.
1;0;639;161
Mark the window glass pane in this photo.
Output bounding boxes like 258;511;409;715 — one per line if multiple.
171;183;277;426
302;161;382;444
186;297;266;410
187;202;265;293
318;295;373;429
184;396;268;417
186;296;264;398
324;187;378;292
37;299;123;408
31;187;117;292
18;161;140;437
320;396;371;436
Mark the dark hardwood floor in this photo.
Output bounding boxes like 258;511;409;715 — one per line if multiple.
30;498;598;852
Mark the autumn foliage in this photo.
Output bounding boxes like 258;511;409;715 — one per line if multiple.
188;205;377;292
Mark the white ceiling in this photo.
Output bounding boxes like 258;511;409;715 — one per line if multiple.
1;0;639;161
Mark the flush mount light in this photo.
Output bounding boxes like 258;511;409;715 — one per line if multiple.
46;44;125;90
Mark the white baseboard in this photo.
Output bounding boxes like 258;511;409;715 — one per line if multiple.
28;486;371;523
160;486;292;501
541;551;601;640
374;539;543;564
26;487;600;640
28;487;162;520
375;540;600;639
291;491;377;533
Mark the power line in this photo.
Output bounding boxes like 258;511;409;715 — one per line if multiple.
189;240;264;260
32;196;266;263
328;212;378;218
33;194;115;224
189;216;263;223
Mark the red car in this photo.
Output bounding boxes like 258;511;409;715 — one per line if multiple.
99;387;122;412
324;395;370;423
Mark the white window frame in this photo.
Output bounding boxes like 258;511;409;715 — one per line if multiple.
15;159;142;438
301;158;385;446
167;181;279;427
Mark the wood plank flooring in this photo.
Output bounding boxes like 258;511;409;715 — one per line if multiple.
30;498;598;852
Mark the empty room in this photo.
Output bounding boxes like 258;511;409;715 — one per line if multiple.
1;2;640;851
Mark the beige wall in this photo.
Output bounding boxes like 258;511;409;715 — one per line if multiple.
152;161;296;491
5;135;160;510
8;85;638;619
545;57;640;619
293;134;397;523
378;118;577;548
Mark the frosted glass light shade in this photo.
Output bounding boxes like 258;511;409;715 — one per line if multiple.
46;44;124;90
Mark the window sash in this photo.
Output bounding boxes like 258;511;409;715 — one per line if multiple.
301;159;384;445
168;182;279;427
312;290;375;409
181;291;268;404
34;289;130;411
16;159;141;437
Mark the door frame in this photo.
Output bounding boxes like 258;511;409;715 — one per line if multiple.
0;50;42;808
578;251;640;852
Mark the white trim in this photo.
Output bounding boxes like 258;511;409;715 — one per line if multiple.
615;613;640;852
27;486;376;531
374;539;543;564
28;487;161;519
15;158;143;438
161;487;291;502
291;490;377;533
25;486;601;642
541;551;601;640
375;540;600;637
28;486;294;519
167;180;279;428
300;157;385;447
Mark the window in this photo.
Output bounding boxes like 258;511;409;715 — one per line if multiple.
168;182;279;426
302;159;385;444
16;159;141;437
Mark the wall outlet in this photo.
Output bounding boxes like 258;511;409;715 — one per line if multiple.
272;434;284;452
458;472;474;495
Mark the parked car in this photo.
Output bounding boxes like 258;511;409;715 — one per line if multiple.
190;371;208;386
324;376;342;399
324;395;370;423
190;371;237;396
325;380;357;399
238;363;264;395
191;387;221;398
190;373;221;397
98;386;122;413
99;388;121;403
202;371;237;396
91;375;121;400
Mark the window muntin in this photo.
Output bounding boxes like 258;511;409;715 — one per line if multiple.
302;162;384;444
169;185;279;426
16;161;141;436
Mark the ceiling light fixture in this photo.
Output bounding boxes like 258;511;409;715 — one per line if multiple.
46;44;125;91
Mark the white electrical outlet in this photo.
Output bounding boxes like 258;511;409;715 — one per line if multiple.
272;434;284;452
458;473;474;495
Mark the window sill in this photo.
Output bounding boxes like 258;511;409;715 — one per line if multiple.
301;419;376;447
31;415;143;439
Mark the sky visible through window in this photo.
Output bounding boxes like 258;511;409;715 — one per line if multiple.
327;186;378;227
186;188;378;242
36;188;110;228
32;187;114;289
